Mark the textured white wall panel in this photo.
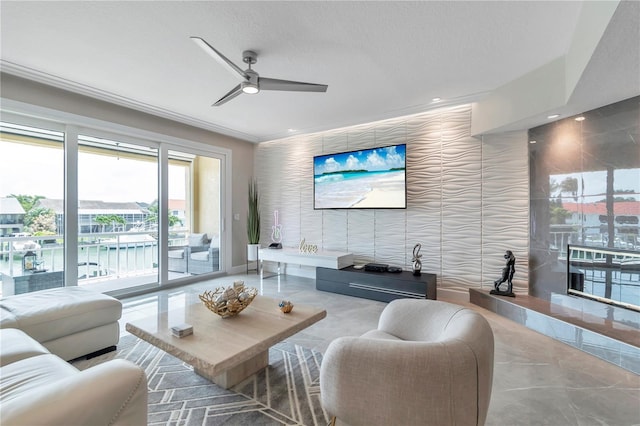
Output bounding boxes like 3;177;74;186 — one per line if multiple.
481;131;529;293
375;121;406;147
441;135;482;291
322;131;348;154
322;210;348;252
347;210;376;264
255;104;530;294
347;126;375;151
405;113;443;275
374;210;407;266
298;137;322;248
261;142;284;245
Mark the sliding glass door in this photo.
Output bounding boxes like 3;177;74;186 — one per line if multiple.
0;114;227;297
166;149;221;282
77;134;159;293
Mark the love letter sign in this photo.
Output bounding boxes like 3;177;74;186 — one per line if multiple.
299;238;318;254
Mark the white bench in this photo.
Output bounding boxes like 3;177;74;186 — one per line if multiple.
259;247;353;279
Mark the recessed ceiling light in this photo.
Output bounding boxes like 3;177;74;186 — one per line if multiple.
529;140;537;144
547;114;560;119
287;128;296;132
575;116;585;122
432;97;442;102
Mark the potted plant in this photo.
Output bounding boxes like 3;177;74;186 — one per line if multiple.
247;178;261;261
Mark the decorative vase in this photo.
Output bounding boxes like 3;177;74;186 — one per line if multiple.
247;243;260;261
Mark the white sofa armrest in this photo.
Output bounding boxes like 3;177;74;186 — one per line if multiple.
2;359;147;426
320;336;480;426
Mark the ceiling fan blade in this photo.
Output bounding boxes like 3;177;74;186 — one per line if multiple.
213;84;243;106
190;36;248;80
259;77;328;93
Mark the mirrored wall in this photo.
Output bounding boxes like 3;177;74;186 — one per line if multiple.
529;96;639;304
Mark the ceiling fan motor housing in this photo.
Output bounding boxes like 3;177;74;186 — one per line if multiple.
242;50;258;65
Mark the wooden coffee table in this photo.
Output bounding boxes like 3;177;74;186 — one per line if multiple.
125;295;326;389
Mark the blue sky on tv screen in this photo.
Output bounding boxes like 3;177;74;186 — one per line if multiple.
314;144;406;176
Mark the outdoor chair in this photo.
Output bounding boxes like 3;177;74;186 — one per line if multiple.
168;233;209;273
187;237;220;274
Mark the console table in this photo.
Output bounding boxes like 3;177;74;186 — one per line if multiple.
316;266;437;302
1;271;65;296
258;247;353;279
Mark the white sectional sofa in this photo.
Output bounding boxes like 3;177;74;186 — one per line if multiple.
0;286;122;361
0;328;147;425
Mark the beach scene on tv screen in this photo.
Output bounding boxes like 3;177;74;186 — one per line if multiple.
314;144;406;209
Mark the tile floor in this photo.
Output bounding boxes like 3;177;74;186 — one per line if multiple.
119;273;640;426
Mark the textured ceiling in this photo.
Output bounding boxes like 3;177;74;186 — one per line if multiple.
0;1;637;142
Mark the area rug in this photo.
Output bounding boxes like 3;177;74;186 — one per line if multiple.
72;335;329;426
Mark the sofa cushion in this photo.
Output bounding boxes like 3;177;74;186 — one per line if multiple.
0;287;122;343
0;329;49;367
0;305;17;329
188;233;208;247
1;357;147;426
0;320;148;426
168;249;185;259
0;353;78;404
190;251;210;262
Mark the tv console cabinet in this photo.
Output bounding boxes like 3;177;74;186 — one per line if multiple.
316;266;437;302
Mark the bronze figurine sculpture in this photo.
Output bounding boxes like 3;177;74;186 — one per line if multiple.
491;250;516;297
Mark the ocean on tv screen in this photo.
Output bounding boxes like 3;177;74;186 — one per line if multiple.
313;144;406;209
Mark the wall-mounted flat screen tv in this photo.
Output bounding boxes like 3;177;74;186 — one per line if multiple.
314;144;407;209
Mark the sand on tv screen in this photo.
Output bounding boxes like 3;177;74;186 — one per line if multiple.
313;144;407;209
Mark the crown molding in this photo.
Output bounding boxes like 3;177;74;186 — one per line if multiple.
0;60;259;143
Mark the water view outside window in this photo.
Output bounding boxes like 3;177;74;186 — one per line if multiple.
0;120;224;297
77;135;160;293
0;122;65;297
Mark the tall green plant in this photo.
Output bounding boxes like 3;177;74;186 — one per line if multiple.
247;179;260;244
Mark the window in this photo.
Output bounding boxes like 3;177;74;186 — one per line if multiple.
0;122;65;296
166;149;221;279
77;134;159;292
0;115;228;297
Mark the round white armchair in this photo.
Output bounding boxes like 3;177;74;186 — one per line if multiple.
320;299;494;426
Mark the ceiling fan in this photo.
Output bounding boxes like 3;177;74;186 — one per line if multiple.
190;36;328;106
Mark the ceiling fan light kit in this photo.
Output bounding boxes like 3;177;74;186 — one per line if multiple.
242;81;259;94
190;36;328;106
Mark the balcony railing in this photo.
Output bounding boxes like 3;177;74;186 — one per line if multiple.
0;231;188;297
567;244;640;312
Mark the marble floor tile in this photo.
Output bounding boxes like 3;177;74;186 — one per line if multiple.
119;273;640;425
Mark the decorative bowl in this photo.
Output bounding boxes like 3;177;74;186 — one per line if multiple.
199;284;258;318
279;300;294;313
